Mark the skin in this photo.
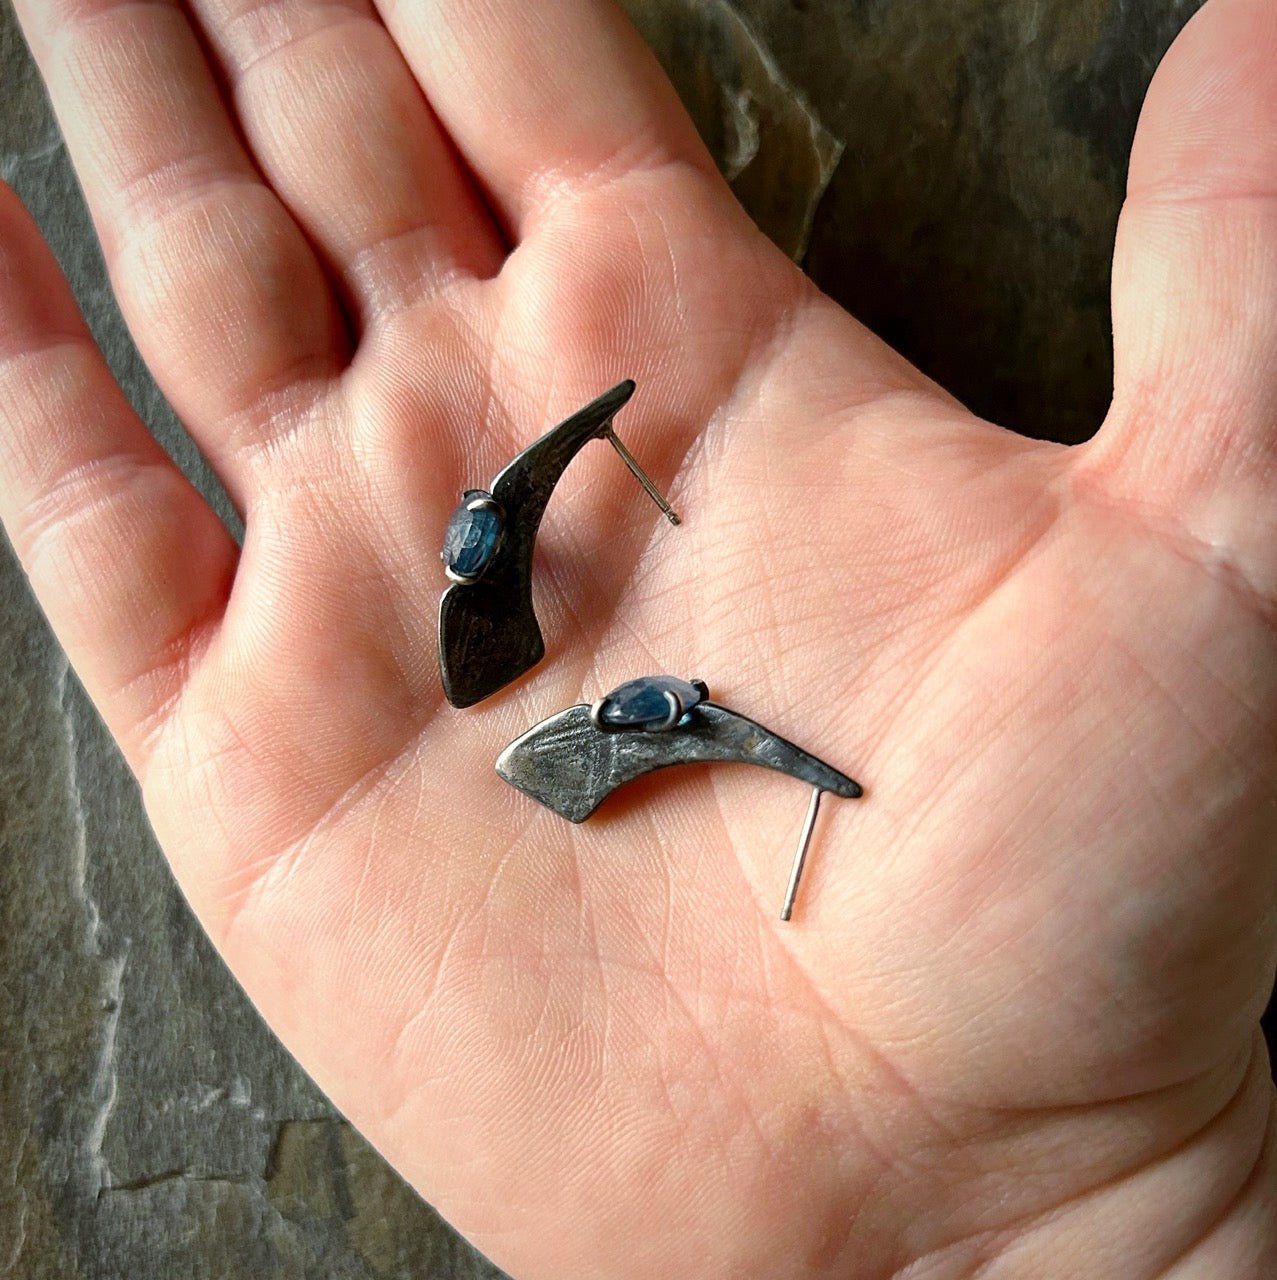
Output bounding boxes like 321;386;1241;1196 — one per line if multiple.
0;0;1274;1275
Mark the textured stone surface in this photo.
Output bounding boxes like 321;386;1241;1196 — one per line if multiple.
3;1;1271;1276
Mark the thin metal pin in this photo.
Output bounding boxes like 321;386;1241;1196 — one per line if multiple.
780;788;824;922
601;426;681;525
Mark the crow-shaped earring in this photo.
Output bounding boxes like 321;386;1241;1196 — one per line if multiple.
438;381;679;708
496;676;864;920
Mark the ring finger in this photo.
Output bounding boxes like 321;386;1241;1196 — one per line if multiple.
187;0;507;321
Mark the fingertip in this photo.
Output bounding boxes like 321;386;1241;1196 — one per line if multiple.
0;178;25;220
1129;0;1277;202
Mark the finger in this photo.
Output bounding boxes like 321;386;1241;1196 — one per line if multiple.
1090;0;1277;592
373;0;720;236
0;186;236;767
187;0;505;319
14;0;346;492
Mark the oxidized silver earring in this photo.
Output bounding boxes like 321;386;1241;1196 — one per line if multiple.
496;676;863;920
439;381;679;708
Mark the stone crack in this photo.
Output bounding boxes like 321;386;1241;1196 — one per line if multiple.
56;657;131;1199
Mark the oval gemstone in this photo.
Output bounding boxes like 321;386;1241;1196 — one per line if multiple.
442;494;503;581
596;676;707;731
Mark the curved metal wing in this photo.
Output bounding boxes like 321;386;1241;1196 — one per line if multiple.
496;702;863;822
439;381;638;707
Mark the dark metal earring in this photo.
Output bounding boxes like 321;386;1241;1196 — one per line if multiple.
496;676;863;920
438;381;679;708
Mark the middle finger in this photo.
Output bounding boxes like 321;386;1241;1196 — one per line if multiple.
188;0;506;320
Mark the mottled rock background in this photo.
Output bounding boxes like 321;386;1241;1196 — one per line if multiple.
3;1;1269;1277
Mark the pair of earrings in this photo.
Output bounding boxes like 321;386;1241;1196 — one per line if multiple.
438;381;862;920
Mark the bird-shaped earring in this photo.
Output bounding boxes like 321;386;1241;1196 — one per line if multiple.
496;675;864;920
438;381;679;708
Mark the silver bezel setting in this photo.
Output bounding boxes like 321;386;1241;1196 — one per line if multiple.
590;685;689;734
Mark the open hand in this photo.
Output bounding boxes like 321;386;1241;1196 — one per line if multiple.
2;1;1274;1275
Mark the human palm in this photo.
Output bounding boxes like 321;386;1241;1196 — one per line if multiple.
2;0;1274;1276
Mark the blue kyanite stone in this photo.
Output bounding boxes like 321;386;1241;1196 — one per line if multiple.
596;676;707;731
442;493;504;581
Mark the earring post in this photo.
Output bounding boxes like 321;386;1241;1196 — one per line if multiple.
780;788;824;922
601;427;681;525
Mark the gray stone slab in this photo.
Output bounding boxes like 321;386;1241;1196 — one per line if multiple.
5;1;1269;1277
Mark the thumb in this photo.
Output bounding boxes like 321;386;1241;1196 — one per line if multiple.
1088;0;1277;603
